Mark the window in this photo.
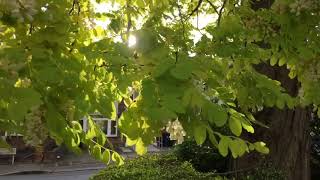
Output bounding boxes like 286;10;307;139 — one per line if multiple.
82;102;119;137
0;131;23;137
83;114;118;137
93;117;118;137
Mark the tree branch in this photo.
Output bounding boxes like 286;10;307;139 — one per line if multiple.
69;0;80;15
126;0;132;46
188;0;203;17
206;0;219;14
217;0;227;26
177;2;187;43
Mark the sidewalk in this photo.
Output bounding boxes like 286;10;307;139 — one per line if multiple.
0;152;106;176
0;146;169;176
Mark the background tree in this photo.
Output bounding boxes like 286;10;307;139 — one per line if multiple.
0;0;319;179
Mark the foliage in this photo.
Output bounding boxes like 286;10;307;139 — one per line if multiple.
0;0;319;165
23;105;48;146
310;113;320;177
238;162;284;180
174;139;228;172
90;153;225;180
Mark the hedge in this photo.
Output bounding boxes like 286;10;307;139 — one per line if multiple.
90;153;225;180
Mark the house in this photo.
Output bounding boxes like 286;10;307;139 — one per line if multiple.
0;99;173;163
82;100;174;152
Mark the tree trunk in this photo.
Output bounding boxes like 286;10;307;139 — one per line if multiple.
258;107;310;180
234;0;311;179
33;145;44;163
235;64;310;180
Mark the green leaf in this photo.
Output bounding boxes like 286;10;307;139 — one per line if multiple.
136;138;147;155
229;115;242;136
161;95;185;114
102;150;111;164
71;121;83;133
153;60;174;78
136;0;146;7
218;136;230;157
288;70;296;79
278;57;286;66
135;29;158;53
270;56;277;66
254;142;270;154
229;139;248;158
207;103;228;127
229;140;239;158
8;102;28;122
236;139;248;156
109;18;121;33
112;152;124;166
241;119;254;133
207;130;218;146
125;137;138;146
92;144;102;160
170;61;193;80
86;127;96;140
8;88;42;121
276;99;285;109
194;124;207;145
96;131;107;146
70;130;80;147
46;104;67;142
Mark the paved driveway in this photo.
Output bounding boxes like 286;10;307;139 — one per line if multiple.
0;169;99;180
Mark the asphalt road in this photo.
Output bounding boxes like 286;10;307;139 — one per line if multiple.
0;169;100;180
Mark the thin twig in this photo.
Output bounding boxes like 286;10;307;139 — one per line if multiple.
28;24;33;35
16;0;25;10
206;0;219;14
90;139;116;153
77;1;81;15
217;0;227;26
189;0;203;17
69;0;76;15
214;166;256;176
69;0;80;15
177;2;187;43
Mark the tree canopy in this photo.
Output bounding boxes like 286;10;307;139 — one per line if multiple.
0;0;319;165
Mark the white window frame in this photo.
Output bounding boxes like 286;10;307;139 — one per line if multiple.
82;101;119;138
93;117;118;137
83;117;118;137
1;131;23;137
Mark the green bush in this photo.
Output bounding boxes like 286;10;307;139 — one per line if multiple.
90;154;224;180
238;163;284;180
174;140;228;172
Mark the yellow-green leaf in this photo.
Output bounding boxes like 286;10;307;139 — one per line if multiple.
229;115;242;136
136;138;147;155
241;119;254;133
218;136;230;157
278;57;286;66
254;142;270;154
112;152;124;166
92;145;102;160
194;124;207;145
270;56;277;66
102;150;110;164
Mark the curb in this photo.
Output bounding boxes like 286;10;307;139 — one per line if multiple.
0;170;51;176
52;165;106;173
0;164;106;176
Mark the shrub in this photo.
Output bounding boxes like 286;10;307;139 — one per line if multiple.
174;140;228;172
237;162;284;180
90;154;224;180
